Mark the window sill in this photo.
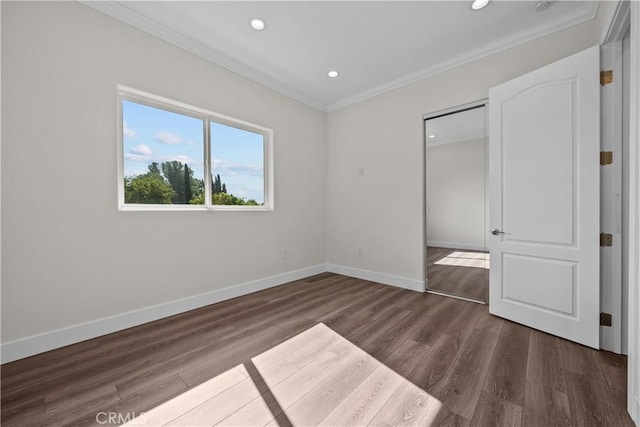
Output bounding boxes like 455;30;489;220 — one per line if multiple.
118;205;273;212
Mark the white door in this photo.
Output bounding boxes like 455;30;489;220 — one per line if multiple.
489;45;600;349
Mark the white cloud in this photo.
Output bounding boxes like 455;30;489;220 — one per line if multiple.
212;158;263;176
123;121;137;139
154;131;190;145
130;144;152;156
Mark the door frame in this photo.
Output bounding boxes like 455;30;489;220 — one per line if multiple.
602;0;638;421
423;98;488;304
600;39;624;354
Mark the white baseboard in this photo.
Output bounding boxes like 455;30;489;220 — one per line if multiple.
0;264;326;364
427;240;487;251
1;263;426;363
326;263;425;293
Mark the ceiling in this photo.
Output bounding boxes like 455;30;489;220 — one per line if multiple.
83;1;599;112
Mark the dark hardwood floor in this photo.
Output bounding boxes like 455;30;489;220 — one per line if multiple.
1;273;633;426
427;246;488;302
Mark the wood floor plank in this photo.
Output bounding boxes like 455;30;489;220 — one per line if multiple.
363;310;425;360
36;384;120;427
475;309;505;334
318;364;404;426
313;285;389;323
367;381;442;427
351;309;414;353
318;288;397;336
66;375;187;427
0;395;45;427
1;339;102;393
251;323;332;369
408;333;459;393
126;367;247;427
469;391;522;427
299;278;372;320
429;406;471;427
430;326;500;420
408;303;485;396
521;380;571;427
247;324;343;394
482;321;530;406
160;322;294;391
596;350;629;415
347;289;405;324
166;374;262;426
260;339;358;410
412;297;480;347
558;338;607;383
381;338;431;378
214;392;281;427
526;329;567;393
282;349;379;425
564;371;629;427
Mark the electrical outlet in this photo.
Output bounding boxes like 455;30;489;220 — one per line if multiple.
357;168;365;176
357;247;364;256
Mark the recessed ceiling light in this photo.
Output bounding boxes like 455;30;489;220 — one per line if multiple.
471;0;490;10
327;70;339;78
250;18;266;31
429;134;436;139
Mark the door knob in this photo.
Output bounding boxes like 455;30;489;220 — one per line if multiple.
490;228;505;235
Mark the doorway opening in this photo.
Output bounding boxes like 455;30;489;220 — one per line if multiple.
424;102;488;303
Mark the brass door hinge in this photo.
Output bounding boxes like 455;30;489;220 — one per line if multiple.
600;151;613;165
600;70;613;86
600;312;612;327
600;233;613;247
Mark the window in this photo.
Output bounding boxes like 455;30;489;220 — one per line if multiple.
118;86;272;210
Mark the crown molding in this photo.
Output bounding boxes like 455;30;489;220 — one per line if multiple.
80;1;598;113
79;1;326;112
325;1;599;111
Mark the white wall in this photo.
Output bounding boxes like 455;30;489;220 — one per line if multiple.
1;2;326;352
426;138;487;251
326;4;615;285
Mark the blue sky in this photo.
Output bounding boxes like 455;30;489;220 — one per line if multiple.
123;101;265;203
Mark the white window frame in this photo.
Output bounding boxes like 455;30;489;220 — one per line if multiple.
117;85;274;211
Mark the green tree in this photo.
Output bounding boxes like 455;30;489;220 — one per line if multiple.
184;164;193;203
124;173;175;204
148;162;161;176
212;192;260;206
212;174;223;194
189;194;204;205
161;161;186;204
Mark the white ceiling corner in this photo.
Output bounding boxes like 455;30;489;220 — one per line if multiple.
80;1;601;113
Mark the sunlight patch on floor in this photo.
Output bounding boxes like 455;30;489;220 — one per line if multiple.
123;323;442;426
435;251;490;269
